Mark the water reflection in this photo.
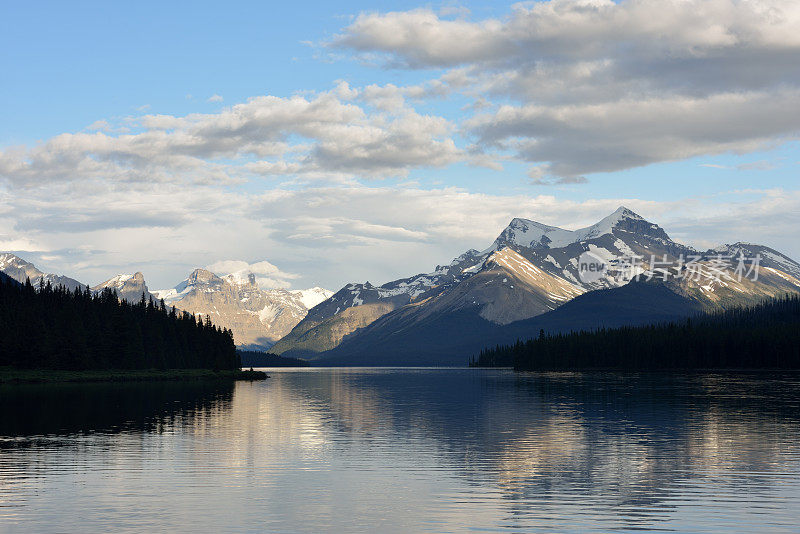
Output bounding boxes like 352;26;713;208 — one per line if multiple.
0;381;234;438
1;370;799;532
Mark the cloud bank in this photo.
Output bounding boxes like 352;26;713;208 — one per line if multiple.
335;0;800;178
1;1;799;290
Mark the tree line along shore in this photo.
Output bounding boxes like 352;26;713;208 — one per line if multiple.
472;294;800;371
0;275;266;383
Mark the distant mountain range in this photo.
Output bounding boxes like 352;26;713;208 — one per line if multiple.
0;253;331;351
0;253;84;291
152;269;331;350
4;207;799;365
270;207;800;365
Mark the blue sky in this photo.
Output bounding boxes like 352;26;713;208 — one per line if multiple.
1;0;799;290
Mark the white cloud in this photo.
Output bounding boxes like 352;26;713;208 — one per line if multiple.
336;1;800;75
700;164;732;170
334;1;800;177
3;1;800;293
736;160;777;171
0;87;463;189
467;90;800;178
701;160;779;171
0;235;45;252
207;94;224;103
206;259;299;289
2;177;799;290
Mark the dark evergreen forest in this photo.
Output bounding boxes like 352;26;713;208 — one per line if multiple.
237;350;307;367
473;294;800;370
0;276;240;371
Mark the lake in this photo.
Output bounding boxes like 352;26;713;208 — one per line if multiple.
2;368;800;532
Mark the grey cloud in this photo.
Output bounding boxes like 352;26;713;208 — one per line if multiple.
335;1;800;84
15;210;188;233
335;1;800;177
736;160;777;171
531;176;589;186
3;181;799;290
468;91;800;177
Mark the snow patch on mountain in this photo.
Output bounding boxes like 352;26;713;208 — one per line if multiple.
152;266;332;348
292;287;334;309
97;273;134;287
491;206;658;251
487;248;585;303
0;253;84;290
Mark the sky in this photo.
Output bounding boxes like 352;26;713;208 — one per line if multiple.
1;0;799;291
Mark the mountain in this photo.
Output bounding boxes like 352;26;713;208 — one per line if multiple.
268;249;486;355
91;272;155;303
0;253;158;303
315;280;702;366
490;207;694;290
318;264;800;367
272;207;800;364
0;252;331;351
153;269;332;350
0;253;84;291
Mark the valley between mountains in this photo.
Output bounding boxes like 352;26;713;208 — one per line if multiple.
3;207;799;365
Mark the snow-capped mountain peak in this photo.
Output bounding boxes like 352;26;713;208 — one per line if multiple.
153;269;222;303
0;253;27;271
491;206;667;251
187;268;224;286
577;206;642;240
223;271;258;287
491;218;574;250
708;242;800;279
91;272;152;303
104;273;134;286
94;272;147;289
292;287;334;309
152;265;332;350
0;253;84;290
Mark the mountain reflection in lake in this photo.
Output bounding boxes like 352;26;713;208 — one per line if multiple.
2;369;800;532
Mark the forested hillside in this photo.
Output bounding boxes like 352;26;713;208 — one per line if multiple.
0;277;240;371
474;294;800;370
237;350;307;367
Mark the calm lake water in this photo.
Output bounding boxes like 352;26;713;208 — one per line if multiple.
2;368;800;533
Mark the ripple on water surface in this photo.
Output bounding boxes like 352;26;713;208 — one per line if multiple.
1;369;800;532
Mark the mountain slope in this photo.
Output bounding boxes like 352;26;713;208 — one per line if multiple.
273;207;693;357
317;280;702;366
269;249;485;355
0;253;84;291
91;272;155;303
320;265;800;367
273;207;800;365
153;269;332;350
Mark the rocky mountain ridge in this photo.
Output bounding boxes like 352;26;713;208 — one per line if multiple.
271;207;800;362
0;253;330;351
0;253;84;291
151;269;332;350
91;272;155;303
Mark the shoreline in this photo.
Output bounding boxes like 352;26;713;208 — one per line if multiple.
0;367;268;385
